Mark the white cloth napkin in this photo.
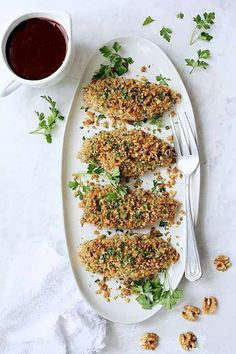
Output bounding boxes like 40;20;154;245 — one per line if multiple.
0;241;106;354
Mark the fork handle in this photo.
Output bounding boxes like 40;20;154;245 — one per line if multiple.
184;175;202;282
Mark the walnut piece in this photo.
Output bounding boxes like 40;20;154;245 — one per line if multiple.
214;255;231;272
140;332;159;350
182;305;201;321
179;332;197;351
202;296;217;314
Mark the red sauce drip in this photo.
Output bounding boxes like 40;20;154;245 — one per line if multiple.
6;17;67;80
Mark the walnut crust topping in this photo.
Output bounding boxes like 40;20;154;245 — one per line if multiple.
80;185;179;229
78;230;179;281
140;332;159;350
182;305;201;321
78;128;176;178
83;78;181;122
179;332;197;351
214;255;231;272
202;296;217;314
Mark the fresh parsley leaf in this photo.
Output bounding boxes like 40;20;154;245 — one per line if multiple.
93;42;134;80
185;49;211;73
156;74;171;86
159;220;168;227
136;294;153;309
190;12;215;45
177;12;184;19
87;164;104;175
149;114;162;126
132;270;183;310
106;192;118;202
160;26;172;42
199;32;213;41
152;179;166;194
29;96;64;144
68;179;79;190
143;16;155;26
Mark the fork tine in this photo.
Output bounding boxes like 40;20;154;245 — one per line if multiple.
178;113;191;155
184;112;199;155
170;116;182;156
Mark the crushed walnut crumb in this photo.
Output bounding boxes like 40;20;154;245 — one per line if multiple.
182;305;201;321
96;278;111;301
202;296;217;314
140;332;159;350
214;255;231;272
179;332;197;351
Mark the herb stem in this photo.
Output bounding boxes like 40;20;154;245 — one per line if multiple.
190;27;198;45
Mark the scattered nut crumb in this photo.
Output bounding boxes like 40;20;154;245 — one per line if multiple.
140;66;146;72
182;305;201;321
140;76;148;82
179;332;197;351
96;278;111;301
167;134;174;144
140;332;159;350
170;111;176;117
202;296;217;314
214;255;231;272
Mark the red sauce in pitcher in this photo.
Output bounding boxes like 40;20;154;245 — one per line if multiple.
6;17;67;80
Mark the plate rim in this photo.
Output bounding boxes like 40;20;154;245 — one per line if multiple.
61;35;201;324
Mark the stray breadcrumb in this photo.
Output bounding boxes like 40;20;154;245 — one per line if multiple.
96;278;110;301
140;332;159;350
182;305;201;321
140;66;146;72
202;296;217;314
140;76;148;82
179;332;197;351
214;255;231;272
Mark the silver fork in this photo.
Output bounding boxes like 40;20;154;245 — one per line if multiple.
170;112;202;282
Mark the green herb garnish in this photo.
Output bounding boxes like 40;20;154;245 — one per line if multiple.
152;179;166;193
132;270;183;310
185;49;211;73
29;95;64;143
68;178;91;200
156;74;171;86
92;42;134;80
68;165;127;198
160;26;172;42
177;12;184;19
149;114;163;127
190;12;215;45
143;16;155;26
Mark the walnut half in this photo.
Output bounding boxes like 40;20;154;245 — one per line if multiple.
140;332;159;350
202;296;217;314
214;255;231;272
182;305;201;321
179;332;197;351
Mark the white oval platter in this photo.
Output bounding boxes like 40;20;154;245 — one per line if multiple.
61;36;200;324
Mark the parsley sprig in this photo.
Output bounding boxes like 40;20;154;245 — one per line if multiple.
190;12;215;45
68;164;127;199
92;42;134;80
156;74;171;86
132;270;183;310
160;27;172;42
185;49;211;73
29;96;64;143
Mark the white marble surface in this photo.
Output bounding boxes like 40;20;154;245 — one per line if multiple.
0;0;236;353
